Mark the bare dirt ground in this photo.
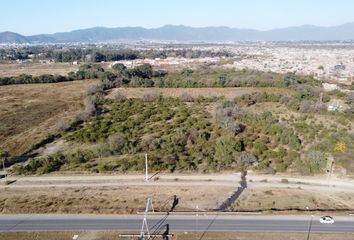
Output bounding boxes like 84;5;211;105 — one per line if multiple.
4;172;354;191
231;187;354;212
107;87;294;100
1;231;354;240
0;80;98;155
0;63;79;77
0;185;234;214
1;173;354;214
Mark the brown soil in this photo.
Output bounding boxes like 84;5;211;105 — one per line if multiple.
1;231;354;240
0;185;233;214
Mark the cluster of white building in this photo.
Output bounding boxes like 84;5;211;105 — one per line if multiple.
232;44;354;84
110;56;223;68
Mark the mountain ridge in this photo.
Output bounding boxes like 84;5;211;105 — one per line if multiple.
1;23;354;43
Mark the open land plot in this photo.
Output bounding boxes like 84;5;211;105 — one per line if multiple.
108;87;294;100
0;80;99;155
1;232;354;240
0;185;234;214
230;187;354;212
0;63;80;77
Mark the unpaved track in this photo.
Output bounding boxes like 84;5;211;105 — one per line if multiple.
2;173;354;193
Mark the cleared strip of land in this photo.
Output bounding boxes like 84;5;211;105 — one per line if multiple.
0;63;79;77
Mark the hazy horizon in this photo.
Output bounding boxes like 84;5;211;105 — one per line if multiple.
3;22;354;36
2;0;354;35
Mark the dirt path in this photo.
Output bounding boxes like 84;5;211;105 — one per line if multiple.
3;172;354;191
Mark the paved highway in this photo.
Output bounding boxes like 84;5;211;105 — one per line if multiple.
0;214;353;233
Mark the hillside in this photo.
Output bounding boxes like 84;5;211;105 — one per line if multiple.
2;23;354;43
0;31;29;44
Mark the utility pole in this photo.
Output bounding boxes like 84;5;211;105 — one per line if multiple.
139;198;153;240
145;153;148;182
120;197;172;239
140;199;150;240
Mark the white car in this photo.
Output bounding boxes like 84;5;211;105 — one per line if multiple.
319;216;334;224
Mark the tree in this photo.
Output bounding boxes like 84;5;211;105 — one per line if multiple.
93;52;106;62
108;134;126;153
240;152;257;165
306;150;326;173
112;63;127;73
218;74;227;87
130;64;153;79
100;71;117;82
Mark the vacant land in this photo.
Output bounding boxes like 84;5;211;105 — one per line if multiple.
2;63;353;177
231;187;354;212
0;185;233;214
2;174;354;214
0;80;98;155
13;90;354;176
1;232;354;240
108;87;294;99
0;63;79;77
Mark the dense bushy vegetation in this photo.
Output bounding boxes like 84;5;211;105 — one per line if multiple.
0;62;319;94
10;89;354;176
119;67;319;89
15;94;344;175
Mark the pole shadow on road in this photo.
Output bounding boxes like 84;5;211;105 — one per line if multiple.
148;195;179;239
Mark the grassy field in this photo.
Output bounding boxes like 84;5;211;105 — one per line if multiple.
231;187;354;212
1;231;354;240
0;185;233;214
0;80;98;155
0;63;80;77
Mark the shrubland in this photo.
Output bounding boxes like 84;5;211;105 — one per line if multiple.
1;63;353;176
11;91;354;176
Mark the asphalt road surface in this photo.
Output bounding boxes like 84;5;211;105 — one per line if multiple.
0;214;354;233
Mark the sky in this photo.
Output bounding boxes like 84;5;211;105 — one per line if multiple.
1;0;354;35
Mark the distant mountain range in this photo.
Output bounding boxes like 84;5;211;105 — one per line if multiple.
1;23;354;43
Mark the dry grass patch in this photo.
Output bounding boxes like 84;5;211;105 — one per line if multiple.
1;232;354;240
0;63;79;77
230;187;354;211
0;80;98;155
0;185;233;214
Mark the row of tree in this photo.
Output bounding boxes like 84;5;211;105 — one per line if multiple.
1;45;234;63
